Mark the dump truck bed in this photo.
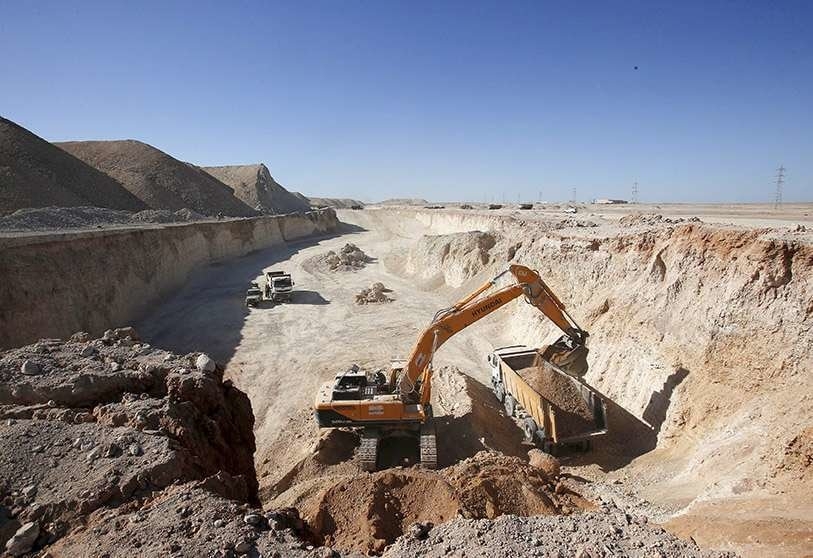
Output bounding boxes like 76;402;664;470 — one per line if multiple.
489;345;607;447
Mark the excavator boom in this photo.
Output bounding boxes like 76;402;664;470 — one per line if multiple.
314;262;588;471
398;264;587;398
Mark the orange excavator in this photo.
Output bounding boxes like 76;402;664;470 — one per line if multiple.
313;264;588;470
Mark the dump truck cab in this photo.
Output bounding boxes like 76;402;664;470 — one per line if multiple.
245;282;262;307
264;271;294;302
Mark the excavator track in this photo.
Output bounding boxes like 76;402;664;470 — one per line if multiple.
358;429;380;472
419;421;438;469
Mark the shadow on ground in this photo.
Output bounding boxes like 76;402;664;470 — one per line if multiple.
135;227;361;364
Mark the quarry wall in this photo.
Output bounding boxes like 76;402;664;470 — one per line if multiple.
0;209;340;348
354;207;812;504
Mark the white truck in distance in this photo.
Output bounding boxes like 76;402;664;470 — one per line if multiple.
264;271;294;302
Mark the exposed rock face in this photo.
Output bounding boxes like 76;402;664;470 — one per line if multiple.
0;329;259;554
57;140;257;217
202;164;311;215
0;117;147;216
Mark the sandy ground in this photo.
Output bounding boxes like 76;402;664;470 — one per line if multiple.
136;204;813;557
138;211;509;452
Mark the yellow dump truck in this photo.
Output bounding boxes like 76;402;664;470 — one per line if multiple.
489;345;607;454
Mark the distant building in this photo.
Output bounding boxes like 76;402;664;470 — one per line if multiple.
595;198;628;204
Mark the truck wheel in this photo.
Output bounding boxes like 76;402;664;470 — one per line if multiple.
493;382;505;404
522;417;538;443
504;394;516;417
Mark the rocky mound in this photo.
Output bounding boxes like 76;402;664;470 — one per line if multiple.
202;164;311;215
0;206;206;231
355;282;393;305
385;499;736;558
56;140;256;217
0;117;146;216
619;213;702;227
0;328;268;556
305;243;372;272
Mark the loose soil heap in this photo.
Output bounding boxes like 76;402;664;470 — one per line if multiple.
56;140;257;217
385;499;736;558
202;164;311;215
0;206;206;232
306;243;372;272
355;282;393;304
518;361;595;437
0;117;146;216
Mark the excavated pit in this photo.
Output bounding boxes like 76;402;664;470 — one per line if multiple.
2;205;810;557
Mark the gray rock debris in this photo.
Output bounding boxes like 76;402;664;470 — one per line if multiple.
196;354;216;373
5;521;40;556
21;360;40;375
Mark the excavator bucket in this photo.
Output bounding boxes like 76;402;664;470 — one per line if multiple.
540;337;590;377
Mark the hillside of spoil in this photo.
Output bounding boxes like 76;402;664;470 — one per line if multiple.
202;164;311;214
0;117;147;216
381;208;812;555
57;140;256;217
0;206;206;232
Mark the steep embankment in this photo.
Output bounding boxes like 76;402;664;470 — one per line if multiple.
202;164;311;214
0;210;340;349
354;208;812;554
0;117;147;216
57;140;256;217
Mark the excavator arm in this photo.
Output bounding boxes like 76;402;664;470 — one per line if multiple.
398;264;588;401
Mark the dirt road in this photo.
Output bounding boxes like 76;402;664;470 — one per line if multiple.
138;210;511;452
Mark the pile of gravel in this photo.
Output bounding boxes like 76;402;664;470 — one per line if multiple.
385;497;737;557
0;206;207;232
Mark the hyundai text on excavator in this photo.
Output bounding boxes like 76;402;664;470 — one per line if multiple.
313;264;589;471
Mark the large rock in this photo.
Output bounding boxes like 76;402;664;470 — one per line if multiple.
5;521;39;556
528;449;561;477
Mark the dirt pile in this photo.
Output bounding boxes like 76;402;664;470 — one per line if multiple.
202;164;311;215
356;282;393;304
306;243;372;272
384;499;737;558
404;231;498;287
0;117;147;216
518;362;595;437
0;206;207;232
57;140;256;217
442;451;589;519
42;483;331;558
0;328;265;555
619;213;702;227
306;470;459;554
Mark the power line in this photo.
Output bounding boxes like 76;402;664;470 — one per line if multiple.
774;165;785;209
632;181;639;204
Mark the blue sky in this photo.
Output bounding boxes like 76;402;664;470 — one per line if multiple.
2;1;811;203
